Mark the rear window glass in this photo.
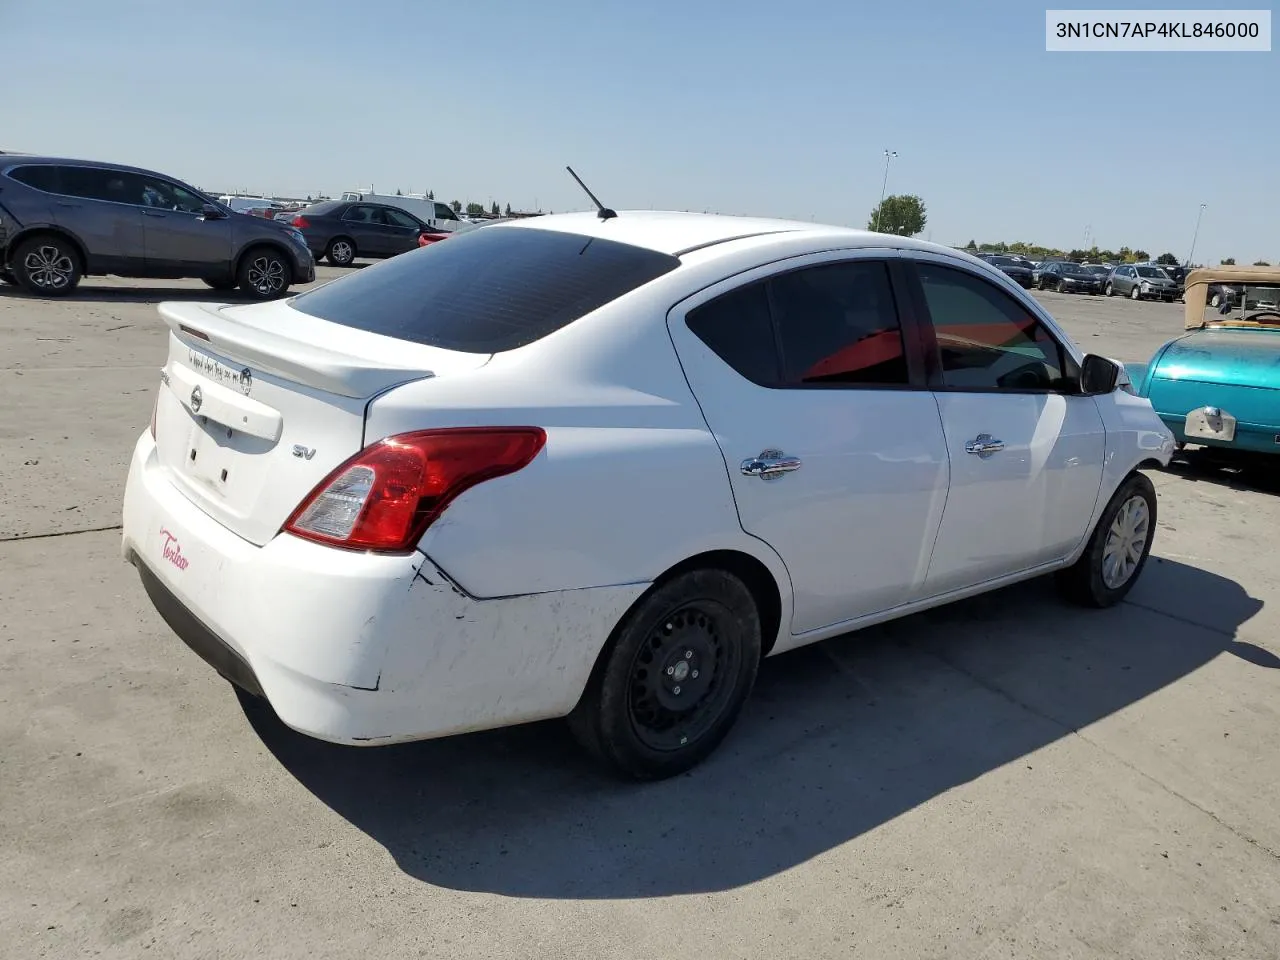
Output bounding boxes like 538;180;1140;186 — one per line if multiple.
290;226;681;353
302;200;345;217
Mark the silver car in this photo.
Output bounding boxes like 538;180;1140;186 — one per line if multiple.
1105;264;1178;302
0;157;315;298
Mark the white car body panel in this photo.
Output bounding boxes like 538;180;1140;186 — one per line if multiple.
665;249;950;634
120;211;1175;748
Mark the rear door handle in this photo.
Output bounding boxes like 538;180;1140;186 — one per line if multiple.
142;210;167;218
740;449;802;481
964;434;1005;457
56;201;81;208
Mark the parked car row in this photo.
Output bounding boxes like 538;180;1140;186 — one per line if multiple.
978;251;1195;303
0;156;315;297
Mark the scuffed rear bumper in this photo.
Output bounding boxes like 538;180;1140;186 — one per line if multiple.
121;432;648;745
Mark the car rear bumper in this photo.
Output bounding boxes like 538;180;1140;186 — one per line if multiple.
121;432;647;745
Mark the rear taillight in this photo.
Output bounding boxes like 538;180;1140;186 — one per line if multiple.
283;427;546;552
291;215;310;228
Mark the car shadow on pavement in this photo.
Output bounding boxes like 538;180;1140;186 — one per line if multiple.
1161;448;1280;496
243;557;1275;900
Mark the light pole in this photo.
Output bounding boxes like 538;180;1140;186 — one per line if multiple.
876;150;897;231
1186;203;1207;266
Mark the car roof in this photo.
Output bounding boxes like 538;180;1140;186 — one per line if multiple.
494;210;955;259
0;154;171;178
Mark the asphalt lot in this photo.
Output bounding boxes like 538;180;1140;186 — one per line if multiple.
2;270;1279;959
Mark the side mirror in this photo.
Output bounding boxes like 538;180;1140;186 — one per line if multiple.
200;203;228;220
1080;354;1120;395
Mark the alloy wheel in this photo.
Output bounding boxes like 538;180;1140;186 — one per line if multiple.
331;240;354;264
23;245;74;291
1101;495;1150;589
246;256;287;296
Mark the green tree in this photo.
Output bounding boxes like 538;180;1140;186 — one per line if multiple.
867;194;926;236
427;190;434;200
1221;257;1236;265
466;202;485;216
491;201;500;216
450;200;462;212
1133;249;1149;261
396;188;402;196
505;202;512;216
965;239;978;252
1156;252;1179;265
1253;259;1271;266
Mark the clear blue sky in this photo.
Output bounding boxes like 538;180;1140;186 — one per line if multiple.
2;0;1275;263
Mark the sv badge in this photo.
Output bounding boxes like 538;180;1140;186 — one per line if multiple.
292;445;317;461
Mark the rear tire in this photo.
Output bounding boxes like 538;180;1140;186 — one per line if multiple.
326;237;356;267
236;247;293;300
12;234;82;296
1105;282;1113;296
1056;472;1157;609
568;569;762;780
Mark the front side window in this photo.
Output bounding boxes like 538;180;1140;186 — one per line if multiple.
917;262;1067;392
770;261;908;386
138;177;207;213
435;203;459;221
383;208;420;229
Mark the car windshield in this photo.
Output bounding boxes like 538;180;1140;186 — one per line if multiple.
1200;283;1280;326
1085;265;1109;274
289;225;681;352
1135;266;1168;279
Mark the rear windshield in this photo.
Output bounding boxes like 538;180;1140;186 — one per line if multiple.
290;225;681;353
301;200;345;216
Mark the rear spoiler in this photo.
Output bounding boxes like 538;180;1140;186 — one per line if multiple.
158;301;439;399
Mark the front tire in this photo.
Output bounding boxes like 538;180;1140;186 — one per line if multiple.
1130;285;1142;301
12;235;82;296
568;569;762;780
236;247;293;300
1057;472;1157;608
1057;279;1067;294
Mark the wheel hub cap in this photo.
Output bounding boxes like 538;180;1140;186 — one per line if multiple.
247;257;285;295
1102;495;1149;589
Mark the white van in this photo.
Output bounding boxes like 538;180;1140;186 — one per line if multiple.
338;190;465;232
218;195;284;217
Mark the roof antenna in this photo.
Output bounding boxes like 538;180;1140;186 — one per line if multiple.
566;165;617;220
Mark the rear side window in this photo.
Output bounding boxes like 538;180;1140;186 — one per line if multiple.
290;226;681;353
7;165;59;192
686;282;781;386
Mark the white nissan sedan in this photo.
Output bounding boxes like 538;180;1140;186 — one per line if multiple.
121;212;1175;780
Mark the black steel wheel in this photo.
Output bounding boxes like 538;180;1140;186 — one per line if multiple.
568;568;761;780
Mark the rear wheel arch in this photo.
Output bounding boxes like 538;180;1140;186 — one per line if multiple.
641;549;784;657
7;227;88;274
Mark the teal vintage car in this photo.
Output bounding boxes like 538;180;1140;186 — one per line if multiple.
1124;266;1280;455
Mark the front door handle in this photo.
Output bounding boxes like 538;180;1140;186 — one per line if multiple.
964;434;1005;457
141;210;167;218
740;449;802;481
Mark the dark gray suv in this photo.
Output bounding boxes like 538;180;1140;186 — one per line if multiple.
0;157;315;298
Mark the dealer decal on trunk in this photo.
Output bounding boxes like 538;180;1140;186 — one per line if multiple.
187;349;253;396
160;528;190;571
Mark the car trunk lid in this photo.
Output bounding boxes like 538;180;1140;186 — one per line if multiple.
152;300;490;546
1154;329;1280;391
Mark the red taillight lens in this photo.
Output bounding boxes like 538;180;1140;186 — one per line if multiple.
292;215;310;228
283;427;546;552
